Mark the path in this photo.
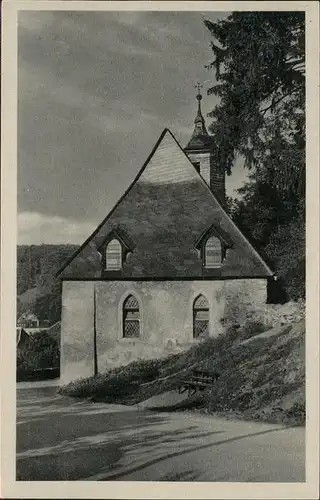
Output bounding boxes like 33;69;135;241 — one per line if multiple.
16;382;305;482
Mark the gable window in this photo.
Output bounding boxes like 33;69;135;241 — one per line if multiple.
204;236;222;268
123;294;140;338
195;225;232;272
193;294;209;339
106;239;122;270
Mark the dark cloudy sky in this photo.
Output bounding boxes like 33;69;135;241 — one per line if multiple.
18;10;248;244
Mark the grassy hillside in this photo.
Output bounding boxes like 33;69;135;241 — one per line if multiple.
17;244;78;324
200;321;305;424
60;320;305;426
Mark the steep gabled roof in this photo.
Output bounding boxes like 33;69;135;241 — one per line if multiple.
16;327;30;347
58;128;273;279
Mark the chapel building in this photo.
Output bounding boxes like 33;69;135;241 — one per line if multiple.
58;90;273;383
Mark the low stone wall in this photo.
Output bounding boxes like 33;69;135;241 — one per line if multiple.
265;300;305;327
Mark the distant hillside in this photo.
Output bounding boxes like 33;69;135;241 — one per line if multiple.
17;245;79;324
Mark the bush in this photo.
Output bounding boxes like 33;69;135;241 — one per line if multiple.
239;321;269;341
61;373;135;400
283;401;305;426
17;331;60;371
60;358;163;401
266;215;305;301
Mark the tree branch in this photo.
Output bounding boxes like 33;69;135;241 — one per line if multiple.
285;57;305;66
291;63;305;73
261;93;291;115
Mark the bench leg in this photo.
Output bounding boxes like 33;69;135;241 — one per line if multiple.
188;387;196;398
189;388;196;397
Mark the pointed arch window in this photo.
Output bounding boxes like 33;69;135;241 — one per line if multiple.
193;294;209;339
204;236;222;268
106;239;122;270
123;294;140;338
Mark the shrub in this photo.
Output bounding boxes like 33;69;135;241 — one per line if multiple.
17;331;60;371
239;321;269;341
60;358;163;401
61;372;138;400
284;401;305;425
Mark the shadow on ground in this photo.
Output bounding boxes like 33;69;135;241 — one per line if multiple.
17;388;221;480
16;385;305;482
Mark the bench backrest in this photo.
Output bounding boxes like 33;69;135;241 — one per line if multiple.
193;370;210;377
192;369;219;382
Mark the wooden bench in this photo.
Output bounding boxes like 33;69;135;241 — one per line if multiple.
179;369;220;397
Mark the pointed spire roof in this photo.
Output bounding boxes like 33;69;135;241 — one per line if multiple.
185;84;212;151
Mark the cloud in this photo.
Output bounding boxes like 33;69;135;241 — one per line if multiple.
18;10;243;230
18;11;57;32
18;212;96;245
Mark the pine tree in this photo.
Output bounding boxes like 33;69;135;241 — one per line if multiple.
204;12;305;299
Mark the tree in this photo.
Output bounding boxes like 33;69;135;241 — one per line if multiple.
17;244;78;323
17;331;60;371
205;12;305;176
33;280;62;324
204;12;305;300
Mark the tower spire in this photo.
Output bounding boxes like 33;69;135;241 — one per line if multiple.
184;83;225;205
185;83;211;151
195;82;203;115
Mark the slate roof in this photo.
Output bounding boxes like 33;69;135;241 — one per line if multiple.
16;327;31;347
58;129;273;280
46;321;61;341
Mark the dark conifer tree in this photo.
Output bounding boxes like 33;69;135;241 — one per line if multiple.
204;12;305;299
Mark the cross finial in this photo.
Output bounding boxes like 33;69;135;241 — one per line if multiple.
195;82;203;95
195;82;203;104
185;81;210;150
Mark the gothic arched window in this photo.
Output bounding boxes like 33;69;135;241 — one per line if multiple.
204;236;222;268
105;239;122;270
193;294;209;339
123;294;140;338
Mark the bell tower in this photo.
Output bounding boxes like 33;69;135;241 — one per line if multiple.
184;84;226;206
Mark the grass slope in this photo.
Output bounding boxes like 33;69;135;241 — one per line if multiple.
60;320;305;426
200;320;305;425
